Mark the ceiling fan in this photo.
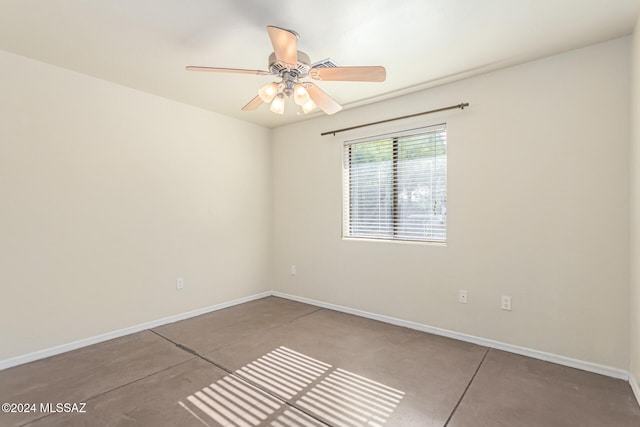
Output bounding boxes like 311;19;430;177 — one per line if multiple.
186;25;386;116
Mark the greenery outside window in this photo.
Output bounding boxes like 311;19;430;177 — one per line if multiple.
342;124;447;243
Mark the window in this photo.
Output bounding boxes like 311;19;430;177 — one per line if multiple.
342;124;447;243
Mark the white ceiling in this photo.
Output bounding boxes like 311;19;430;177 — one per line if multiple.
0;0;638;128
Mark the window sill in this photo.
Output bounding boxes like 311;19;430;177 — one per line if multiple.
341;237;447;247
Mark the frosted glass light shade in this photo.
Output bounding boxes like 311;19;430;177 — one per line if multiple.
270;95;285;114
302;99;316;114
293;84;310;106
258;82;279;103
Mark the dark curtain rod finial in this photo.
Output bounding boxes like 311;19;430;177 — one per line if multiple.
321;102;469;136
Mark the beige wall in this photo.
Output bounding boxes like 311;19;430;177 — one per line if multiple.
631;16;640;391
272;38;631;370
0;50;272;361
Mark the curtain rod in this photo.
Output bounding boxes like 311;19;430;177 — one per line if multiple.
320;102;469;136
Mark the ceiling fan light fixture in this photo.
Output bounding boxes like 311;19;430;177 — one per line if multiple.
293;83;310;106
258;82;279;103
270;94;286;114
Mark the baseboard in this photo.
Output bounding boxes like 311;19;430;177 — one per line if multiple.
631;373;640;406
272;291;629;381
0;291;271;371
1;290;631;384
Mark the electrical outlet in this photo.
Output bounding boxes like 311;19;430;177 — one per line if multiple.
290;265;297;275
501;295;512;311
176;277;184;290
458;290;468;304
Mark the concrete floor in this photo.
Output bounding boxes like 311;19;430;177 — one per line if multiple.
1;296;639;426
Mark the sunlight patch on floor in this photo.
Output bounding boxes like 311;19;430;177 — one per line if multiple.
179;346;404;426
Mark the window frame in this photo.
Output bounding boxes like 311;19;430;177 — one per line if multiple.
342;123;447;244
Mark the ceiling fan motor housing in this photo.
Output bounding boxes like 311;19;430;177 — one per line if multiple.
268;51;311;78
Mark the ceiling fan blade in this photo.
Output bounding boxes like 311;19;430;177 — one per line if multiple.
267;25;298;67
305;83;342;115
186;66;271;76
241;95;264;111
310;66;386;82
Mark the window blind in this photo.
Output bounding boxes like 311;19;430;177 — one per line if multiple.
342;124;447;243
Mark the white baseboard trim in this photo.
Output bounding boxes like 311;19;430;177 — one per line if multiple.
0;291;271;371
1;290;632;385
272;291;630;381
631;373;640;406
